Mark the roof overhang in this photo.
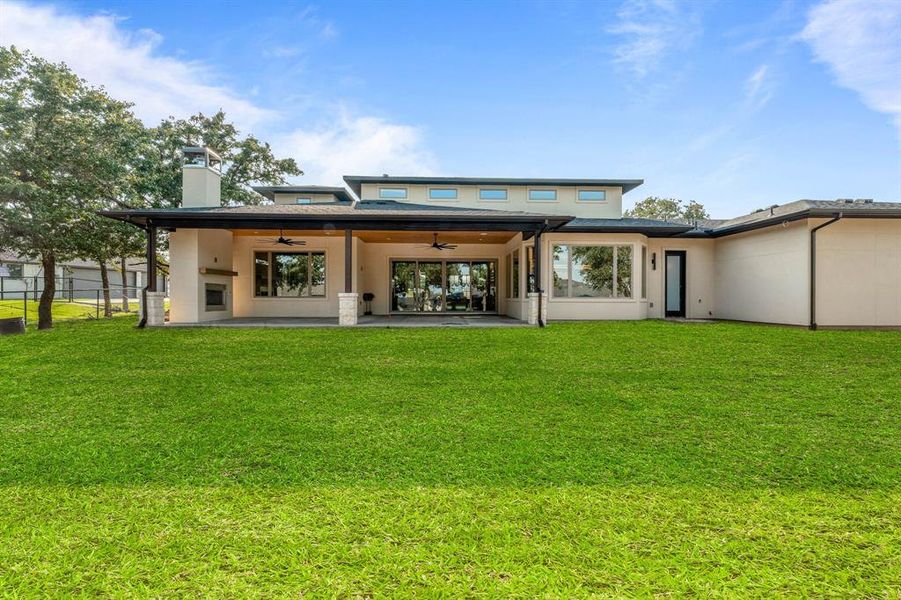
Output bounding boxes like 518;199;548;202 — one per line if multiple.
706;207;901;237
99;209;573;233
560;223;695;237
252;186;353;203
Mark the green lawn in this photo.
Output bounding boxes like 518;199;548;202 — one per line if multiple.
1;318;898;596
0;297;137;322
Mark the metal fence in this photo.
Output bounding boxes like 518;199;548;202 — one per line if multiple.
0;276;143;302
0;287;142;326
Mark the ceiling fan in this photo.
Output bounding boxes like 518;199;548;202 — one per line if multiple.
423;233;457;251
265;229;306;246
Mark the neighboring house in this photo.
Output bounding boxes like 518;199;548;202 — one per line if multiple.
101;147;901;328
0;252;166;299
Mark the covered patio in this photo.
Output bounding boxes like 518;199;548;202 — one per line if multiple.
101;200;572;328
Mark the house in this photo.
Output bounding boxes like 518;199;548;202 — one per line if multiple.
101;147;901;328
0;252;165;300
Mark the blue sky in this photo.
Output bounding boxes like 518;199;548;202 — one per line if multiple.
1;0;899;216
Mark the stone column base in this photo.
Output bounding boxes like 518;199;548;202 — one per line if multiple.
527;292;549;326
338;292;359;326
144;291;166;327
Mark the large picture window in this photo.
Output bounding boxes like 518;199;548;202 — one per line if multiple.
254;251;325;297
552;244;634;299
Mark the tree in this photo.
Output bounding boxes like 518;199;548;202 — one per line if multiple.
625;197;710;222
136;111;302;208
0;46;141;329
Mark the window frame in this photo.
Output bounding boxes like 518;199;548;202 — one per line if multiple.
641;245;648;300
528;188;557;202
577;189;607;203
428;187;458;201
478;188;508;202
253;250;327;298
551;244;634;300
378;187;408;200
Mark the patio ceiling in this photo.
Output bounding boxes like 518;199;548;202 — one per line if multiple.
231;229;517;244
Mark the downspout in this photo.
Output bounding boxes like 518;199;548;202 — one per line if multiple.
809;212;842;330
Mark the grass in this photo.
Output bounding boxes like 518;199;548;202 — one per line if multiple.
0;317;898;596
0;297;137;322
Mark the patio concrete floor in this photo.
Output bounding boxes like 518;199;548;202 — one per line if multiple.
165;315;528;328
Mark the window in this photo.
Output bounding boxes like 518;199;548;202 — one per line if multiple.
505;254;512;298
552;244;634;299
379;187;407;199
1;263;23;279
529;189;557;202
429;188;458;200
641;246;647;299
526;246;535;292
296;197;312;204
512;250;520;298
479;188;507;201
578;190;607;202
254;251;326;297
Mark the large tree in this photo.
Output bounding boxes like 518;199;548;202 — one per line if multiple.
0;46;142;328
137;111;302;208
625;197;710;222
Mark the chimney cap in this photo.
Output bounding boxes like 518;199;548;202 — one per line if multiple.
182;146;222;172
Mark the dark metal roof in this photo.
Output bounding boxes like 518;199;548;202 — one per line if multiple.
99;200;574;232
561;217;695;237
700;200;901;237
343;175;644;198
252;185;353;203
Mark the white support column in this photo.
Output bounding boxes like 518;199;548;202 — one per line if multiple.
338;292;359;326
527;292;549;326
527;292;539;325
144;291;166;326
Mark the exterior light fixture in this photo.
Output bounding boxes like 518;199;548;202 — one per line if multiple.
651;252;657;270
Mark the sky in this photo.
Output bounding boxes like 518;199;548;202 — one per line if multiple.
0;0;899;217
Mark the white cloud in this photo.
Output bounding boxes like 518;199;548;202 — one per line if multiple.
278;111;436;187
0;1;437;186
0;0;272;128
744;64;774;111
608;0;701;77
801;0;901;133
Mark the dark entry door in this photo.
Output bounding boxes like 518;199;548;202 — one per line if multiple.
665;251;686;317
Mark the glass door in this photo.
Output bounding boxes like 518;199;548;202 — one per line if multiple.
665;251;686;317
418;262;444;312
445;262;471;312
390;259;498;314
470;261;496;312
391;261;418;312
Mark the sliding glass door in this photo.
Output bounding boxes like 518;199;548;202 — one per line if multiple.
390;259;496;313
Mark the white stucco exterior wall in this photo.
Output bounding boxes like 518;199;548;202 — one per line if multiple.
645;238;715;320
815;219;901;327
231;234;349;318
358;183;623;218
713;221;809;326
168;229;234;323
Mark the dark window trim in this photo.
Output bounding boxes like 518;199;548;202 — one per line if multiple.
552;243;634;299
253;250;327;298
